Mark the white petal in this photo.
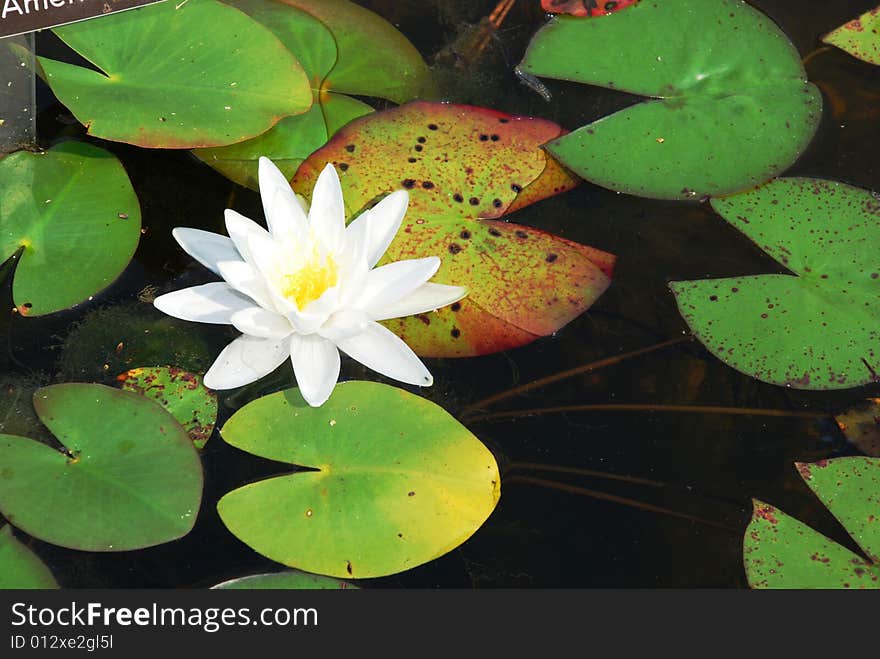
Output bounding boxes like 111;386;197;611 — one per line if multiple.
290;334;341;407
217;260;274;310
358;257;440;312
309;163;346;252
370;283;468;321
346;190;408;268
318;309;371;343
172;228;241;276
258;157;308;242
203;334;291;390
153;283;252;324
336;321;433;386
229;307;293;339
224;209;270;264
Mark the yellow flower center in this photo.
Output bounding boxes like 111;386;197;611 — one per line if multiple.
280;247;338;309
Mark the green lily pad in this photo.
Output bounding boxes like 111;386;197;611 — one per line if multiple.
0;384;203;551
117;366;218;450
518;0;822;200
744;458;880;589
0;142;141;316
194;0;433;188
823;6;880;66
217;382;500;579
0;525;59;589
670;177;880;390
212;570;357;589
39;0;311;148
293;101;613;357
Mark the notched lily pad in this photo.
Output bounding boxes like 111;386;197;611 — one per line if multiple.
0;142;141;316
39;0;312;148
0;384;203;551
217;382;500;579
671;177;880;390
117;366;218;449
744;457;880;588
823;6;880;66
212;570;357;589
519;0;822;199
0;525;59;589
294;101;613;357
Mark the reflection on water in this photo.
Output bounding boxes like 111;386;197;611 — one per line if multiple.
2;0;878;587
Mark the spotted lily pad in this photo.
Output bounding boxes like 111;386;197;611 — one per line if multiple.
519;0;821;200
217;382;500;579
212;570;357;589
117;366;218;449
541;0;639;17
293;101;613;357
823;6;880;66
194;0;433;188
0;142;141;316
0;525;59;589
39;0;312;148
0;384;203;551
744;457;880;588
670;177;880;390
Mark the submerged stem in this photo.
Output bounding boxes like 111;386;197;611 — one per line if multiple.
460;335;692;418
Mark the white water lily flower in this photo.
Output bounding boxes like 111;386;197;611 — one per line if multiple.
154;157;466;407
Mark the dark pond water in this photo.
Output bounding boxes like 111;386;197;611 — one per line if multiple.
2;0;879;587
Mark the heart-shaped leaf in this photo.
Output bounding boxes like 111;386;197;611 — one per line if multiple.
194;0;433;188
744;458;880;589
293;101;613;357
212;570;357;589
670;177;879;390
823;6;880;66
39;0;312;148
217;382;500;579
0;525;59;589
0;142;141;316
541;0;639;17
0;384;203;551
117;366;218;449
519;0;822;200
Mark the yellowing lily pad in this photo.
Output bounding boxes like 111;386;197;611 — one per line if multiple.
40;0;312;148
671;178;880;390
823;6;880;66
519;0;821;200
212;570;357;589
0;525;59;589
117;366;218;449
194;0;433;188
0;142;141;316
293;101;612;357
217;382;500;579
744;458;880;589
0;384;203;551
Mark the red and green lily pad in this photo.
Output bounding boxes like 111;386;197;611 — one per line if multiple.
823;6;880;66
0;142;141;316
0;384;203;552
217;382;500;579
671;178;880;390
541;0;639;17
519;0;822;200
744;458;880;589
194;0;433;188
117;366;218;450
212;570;357;589
0;525;59;589
39;0;312;148
293;101;613;357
